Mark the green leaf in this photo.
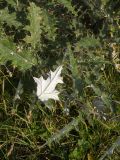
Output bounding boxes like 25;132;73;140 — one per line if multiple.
24;2;43;49
0;8;21;27
6;0;17;7
24;2;56;48
0;37;37;70
55;0;77;16
75;37;100;51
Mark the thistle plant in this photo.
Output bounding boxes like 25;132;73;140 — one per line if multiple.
0;0;120;159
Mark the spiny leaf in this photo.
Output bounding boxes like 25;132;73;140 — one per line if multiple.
0;37;36;70
54;0;77;16
41;9;56;40
24;2;43;48
6;0;17;7
0;8;21;27
33;66;63;101
75;37;100;51
24;2;56;48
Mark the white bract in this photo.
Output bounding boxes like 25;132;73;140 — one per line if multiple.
33;66;63;101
